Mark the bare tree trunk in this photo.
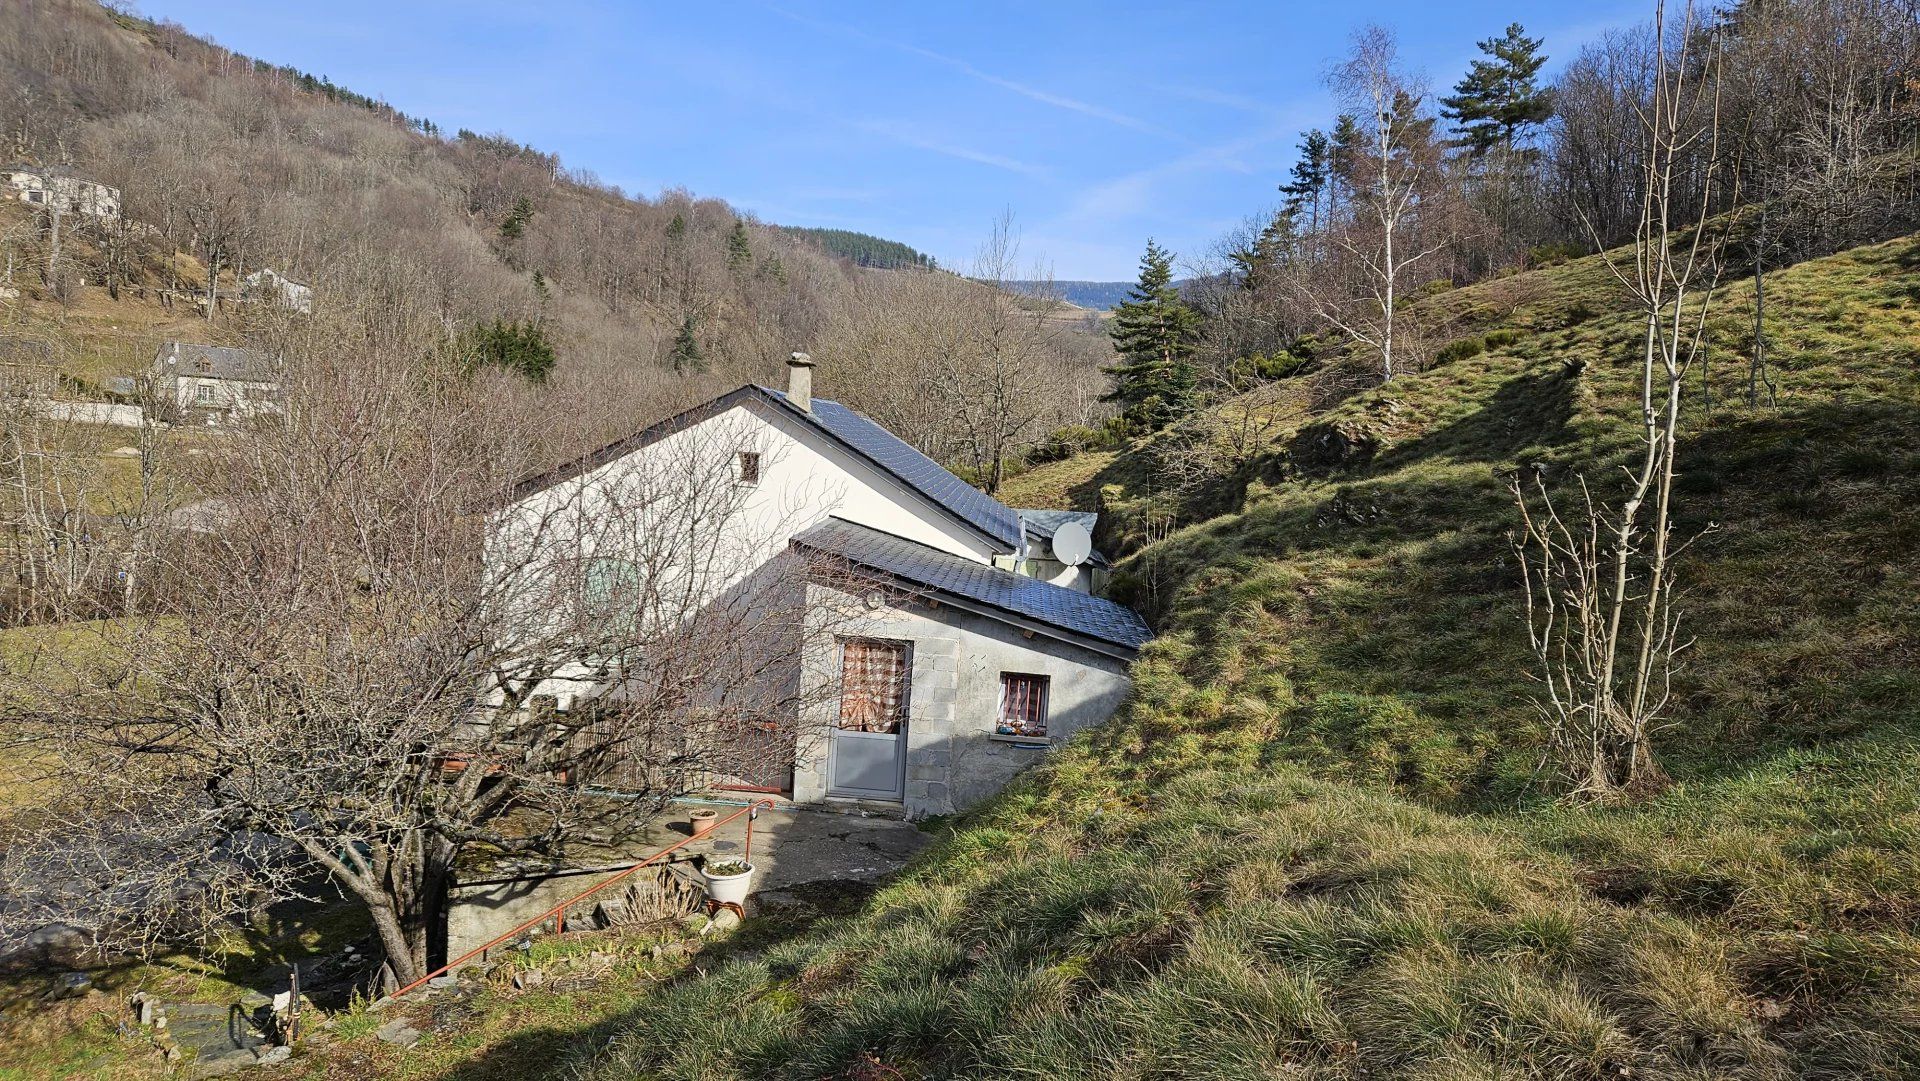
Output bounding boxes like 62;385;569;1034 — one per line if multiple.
1511;0;1724;800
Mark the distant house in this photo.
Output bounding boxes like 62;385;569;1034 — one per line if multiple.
152;342;280;423
1;165;121;220
243;268;313;314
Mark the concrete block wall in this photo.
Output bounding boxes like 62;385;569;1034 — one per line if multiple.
796;581;1134;818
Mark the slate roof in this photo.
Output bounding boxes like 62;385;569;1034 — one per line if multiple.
759;388;1023;549
505;384;1025;550
792;517;1153;654
1017;508;1110;568
152;342;277;383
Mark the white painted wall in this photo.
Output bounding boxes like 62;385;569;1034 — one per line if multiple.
507;394;1003;577
493;392;1010;710
171;376;277;417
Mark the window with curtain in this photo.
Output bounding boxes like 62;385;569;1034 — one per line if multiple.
998;673;1050;738
838;639;910;733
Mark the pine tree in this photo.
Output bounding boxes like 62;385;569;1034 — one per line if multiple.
1328;114;1363;205
669;314;705;374
1103;240;1200;431
1280;130;1332;233
1441;23;1552;156
463;318;555;382
1229;213;1294;294
499;197;534;241
726;220;752;275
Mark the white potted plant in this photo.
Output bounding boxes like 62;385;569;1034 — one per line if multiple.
700;857;753;908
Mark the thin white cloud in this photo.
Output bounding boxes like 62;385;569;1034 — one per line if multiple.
857;120;1050;178
1056;123;1293;228
769;6;1178;141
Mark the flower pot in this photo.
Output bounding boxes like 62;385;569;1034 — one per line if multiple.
701;862;753;908
689;808;718;837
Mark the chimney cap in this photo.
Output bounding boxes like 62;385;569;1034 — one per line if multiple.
788;351;814;367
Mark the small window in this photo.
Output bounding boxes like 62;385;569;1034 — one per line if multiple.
25;190;43;204
736;451;761;486
194;384;214;404
998;673;1050;739
195;358;213;373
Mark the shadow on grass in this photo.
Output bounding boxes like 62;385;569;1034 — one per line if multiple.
423;877;884;1081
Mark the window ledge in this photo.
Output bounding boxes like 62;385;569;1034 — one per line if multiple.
989;732;1051;747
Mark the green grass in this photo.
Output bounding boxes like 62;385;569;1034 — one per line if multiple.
13;234;1918;1078
550;234;1920;1079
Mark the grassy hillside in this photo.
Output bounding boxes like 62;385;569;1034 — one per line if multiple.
560;233;1920;1079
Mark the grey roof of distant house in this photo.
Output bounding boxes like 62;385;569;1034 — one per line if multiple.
505;384;1025;550
759;387;1023;549
792;517;1152;654
152;342;277;382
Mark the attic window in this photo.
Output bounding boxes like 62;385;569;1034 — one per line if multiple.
998;673;1050;739
195;358;212;373
736;451;761;486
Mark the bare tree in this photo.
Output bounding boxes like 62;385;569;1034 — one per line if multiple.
1510;0;1724;799
2;325;876;986
1295;27;1456;382
938;213;1062;494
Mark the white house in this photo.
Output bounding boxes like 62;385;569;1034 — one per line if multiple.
499;354;1149;817
151;342;281;423
1;166;120;219
242;268;313;314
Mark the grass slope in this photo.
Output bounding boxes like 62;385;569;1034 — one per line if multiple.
554;234;1920;1080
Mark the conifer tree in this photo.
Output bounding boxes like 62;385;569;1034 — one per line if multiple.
1280;130;1332;233
462;318;554;382
1103;240;1200;431
1229;213;1294;294
499;197;534;241
669;314;705;374
726;220;752;275
1441;23;1552;156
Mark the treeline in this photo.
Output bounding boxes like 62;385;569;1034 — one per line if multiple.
1103;0;1919;433
0;0;1109;470
779;227;937;269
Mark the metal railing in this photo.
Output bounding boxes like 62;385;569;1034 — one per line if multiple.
385;797;776;1002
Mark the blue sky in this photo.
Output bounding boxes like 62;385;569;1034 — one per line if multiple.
137;1;1647;279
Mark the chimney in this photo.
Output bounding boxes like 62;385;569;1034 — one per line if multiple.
787;351;815;412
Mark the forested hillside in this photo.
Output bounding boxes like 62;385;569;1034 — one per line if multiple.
778;226;937;269
0;0;1108;471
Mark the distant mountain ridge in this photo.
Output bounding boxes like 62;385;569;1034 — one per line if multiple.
1004;279;1195;311
777;227;935;270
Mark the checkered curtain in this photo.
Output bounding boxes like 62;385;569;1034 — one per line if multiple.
839;640;908;733
999;674;1049;737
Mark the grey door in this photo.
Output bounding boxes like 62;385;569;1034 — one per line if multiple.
828;639;910;801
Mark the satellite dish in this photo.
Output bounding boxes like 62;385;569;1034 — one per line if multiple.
1051;520;1093;567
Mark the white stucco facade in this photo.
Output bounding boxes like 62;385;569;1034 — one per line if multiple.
2;169;120;219
494;372;1144;813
